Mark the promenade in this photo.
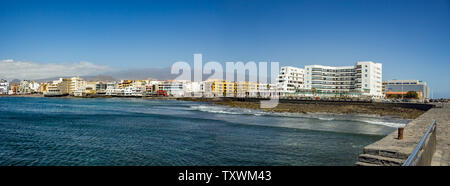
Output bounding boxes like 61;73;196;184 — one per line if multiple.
431;103;450;165
356;102;450;166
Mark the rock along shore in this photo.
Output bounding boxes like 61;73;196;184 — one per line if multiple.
177;97;433;119
1;95;432;119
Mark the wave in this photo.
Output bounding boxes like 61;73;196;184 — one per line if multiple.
189;104;409;128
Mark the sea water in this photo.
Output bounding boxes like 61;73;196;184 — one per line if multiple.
0;97;409;166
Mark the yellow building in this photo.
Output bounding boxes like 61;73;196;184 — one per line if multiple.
119;80;134;89
206;79;236;97
132;80;147;88
37;83;48;94
236;81;259;97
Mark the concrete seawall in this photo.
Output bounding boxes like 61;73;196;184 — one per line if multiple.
356;103;450;166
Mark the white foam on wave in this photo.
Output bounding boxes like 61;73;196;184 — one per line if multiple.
353;119;407;128
189;105;268;116
189;104;409;128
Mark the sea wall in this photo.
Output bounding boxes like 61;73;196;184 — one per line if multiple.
355;103;449;166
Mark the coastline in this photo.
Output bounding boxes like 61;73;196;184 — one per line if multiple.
0;94;44;98
1;94;429;119
0;94;177;100
177;97;429;120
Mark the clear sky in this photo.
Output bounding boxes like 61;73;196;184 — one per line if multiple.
0;0;449;97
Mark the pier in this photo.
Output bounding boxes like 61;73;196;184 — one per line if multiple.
356;102;450;166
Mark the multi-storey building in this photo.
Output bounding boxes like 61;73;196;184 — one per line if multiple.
36;83;48;94
357;61;383;97
119;80;134;89
204;79;236;97
0;79;9;94
106;82;120;96
183;81;203;97
18;80;33;94
45;82;63;95
304;61;383;98
277;66;305;93
236;81;259;97
95;82;108;94
29;81;40;92
384;80;429;99
157;80;185;97
9;83;19;95
69;77;86;95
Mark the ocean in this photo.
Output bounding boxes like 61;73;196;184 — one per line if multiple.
0;97;409;166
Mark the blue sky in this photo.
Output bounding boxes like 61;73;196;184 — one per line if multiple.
0;0;449;97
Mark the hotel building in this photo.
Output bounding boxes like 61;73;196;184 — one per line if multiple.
304;61;383;98
277;66;305;93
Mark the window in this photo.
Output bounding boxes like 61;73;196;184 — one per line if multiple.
365;84;368;87
365;74;367;77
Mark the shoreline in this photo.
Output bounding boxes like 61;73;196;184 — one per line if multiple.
177;97;430;119
0;94;177;100
1;94;430;119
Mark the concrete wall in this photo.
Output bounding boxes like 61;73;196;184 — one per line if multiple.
356;104;445;166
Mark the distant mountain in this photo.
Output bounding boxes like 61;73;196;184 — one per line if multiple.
83;75;116;82
102;67;268;82
34;75;116;83
30;67;273;83
103;67;177;81
10;79;21;84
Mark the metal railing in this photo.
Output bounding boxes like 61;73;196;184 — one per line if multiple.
403;120;437;166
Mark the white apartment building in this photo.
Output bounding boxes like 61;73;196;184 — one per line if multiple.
304;61;383;98
27;81;40;92
0;79;9;94
277;66;305;93
105;82;119;96
45;83;63;95
70;77;86;95
123;86;145;96
183;81;203;97
18;80;32;94
157;80;185;97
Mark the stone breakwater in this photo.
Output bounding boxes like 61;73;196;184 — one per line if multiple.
178;97;433;119
356;103;449;166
